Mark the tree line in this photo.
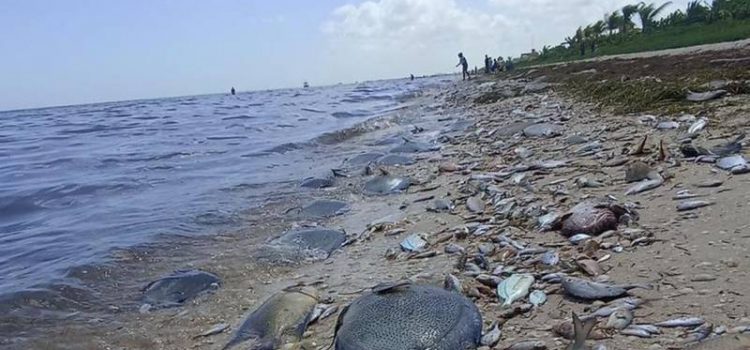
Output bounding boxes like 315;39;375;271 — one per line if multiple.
534;0;750;60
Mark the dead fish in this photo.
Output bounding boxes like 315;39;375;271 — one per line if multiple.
508;340;547;350
542;272;566;283
717;155;748;172
541;250;560;266
444;243;465;254
625;161;653;183
194;323;230;339
577;177;605;188
676;200;714;211
625;176;663;195
561;276;650;300
684;323;714;343
223;286;318;350
497;273;534;306
538;212;561;231
629;324;660;334
686;89;727;102
569;234;592;245
605;309;633;330
466;196;486;213
529;290;547;307
656;121;680;130
673;190;703;200
655;317;705;328
480;321;502;347
400;233;428;252
620;326;652;338
444;273;463;294
686;333;750;349
602;157;628;167
567;312;596;350
560;202;624;237
688;117;708;134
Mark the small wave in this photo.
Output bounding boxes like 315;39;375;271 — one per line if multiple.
221;115;255;121
58;125;109;135
248;103;263;107
275;124;295;128
206;136;248;140
0;196;44;219
265;142;306;154
331;110;370;118
301;107;326;113
313;115;399;145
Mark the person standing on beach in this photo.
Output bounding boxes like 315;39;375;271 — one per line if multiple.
230;87;236;95
484;55;491;73
456;52;470;81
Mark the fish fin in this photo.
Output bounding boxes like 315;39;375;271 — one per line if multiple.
571;312;595;348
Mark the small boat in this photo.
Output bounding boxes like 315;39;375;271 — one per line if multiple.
303;81;309;88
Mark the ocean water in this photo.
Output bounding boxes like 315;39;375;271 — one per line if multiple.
0;78;443;297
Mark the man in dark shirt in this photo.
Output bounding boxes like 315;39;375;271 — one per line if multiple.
456;52;470;81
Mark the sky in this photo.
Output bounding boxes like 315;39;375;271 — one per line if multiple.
0;0;692;111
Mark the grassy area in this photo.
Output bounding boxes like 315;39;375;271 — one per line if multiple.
521;20;750;67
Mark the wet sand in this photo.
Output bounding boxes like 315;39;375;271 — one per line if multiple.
6;47;750;350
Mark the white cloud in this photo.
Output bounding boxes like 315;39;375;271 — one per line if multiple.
318;0;689;83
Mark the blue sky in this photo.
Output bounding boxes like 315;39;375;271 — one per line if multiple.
0;0;691;110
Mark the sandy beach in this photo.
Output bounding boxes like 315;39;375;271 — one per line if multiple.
6;43;750;350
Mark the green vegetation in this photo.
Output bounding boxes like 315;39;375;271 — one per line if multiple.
519;0;750;66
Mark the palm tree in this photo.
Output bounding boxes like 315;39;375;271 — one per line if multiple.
686;0;710;23
638;1;673;32
575;27;586;56
621;4;641;33
607;11;623;35
589;20;607;52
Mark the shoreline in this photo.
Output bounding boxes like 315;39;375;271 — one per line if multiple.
7;47;750;349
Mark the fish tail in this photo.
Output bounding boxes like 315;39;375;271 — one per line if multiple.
572;312;595;349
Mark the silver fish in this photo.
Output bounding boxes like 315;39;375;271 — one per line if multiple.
620;326;652;338
400;233;428;252
562;276;650;300
629;324;661;334
717;155;748;171
676;200;714;211
569;234;592;245
542;273;565;283
625;177;663;195
497;273;534;306
688;117;708;134
686;333;750;349
655;316;705;328
605;309;633;330
480;321;502;347
529;290;547;307
444;273;463;294
684;323;714;343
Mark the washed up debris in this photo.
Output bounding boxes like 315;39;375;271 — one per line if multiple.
696;179;723;188
686;89;727;102
223;286;318;350
688;117;708;134
576;177;605;188
529;290;547;307
684;322;714;343
334;283;482;350
142;269;221;309
561;276;650;300
538;212;561;231
400;233;428;253
480;321;502;347
428;198;454;213
363;175;411;195
625;172;664;196
497;273;534;306
540;250;560;266
577;259;604;276
580;298;643;319
602;156;628;167
655;316;705;328
681;134;744;157
676;200;713;211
